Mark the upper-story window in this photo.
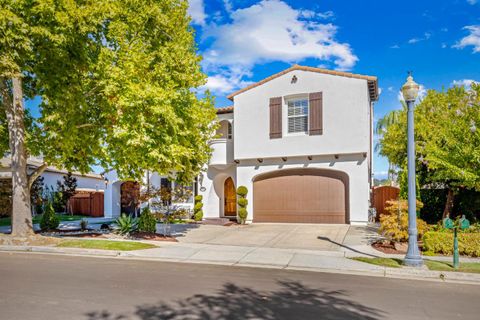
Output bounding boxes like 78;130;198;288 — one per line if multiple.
216;120;232;139
287;98;309;134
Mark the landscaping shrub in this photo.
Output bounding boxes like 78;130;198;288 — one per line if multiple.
237;186;248;224
80;219;88;231
40;203;60;231
379;199;428;242
423;231;480;257
137;207;157;233
236;186;248;197
419;188;480;223
237;197;248;207
115;213;137;235
194;195;203;221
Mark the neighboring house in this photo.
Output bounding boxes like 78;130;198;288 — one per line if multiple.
199;65;378;224
0;156;105;216
103;170;194;218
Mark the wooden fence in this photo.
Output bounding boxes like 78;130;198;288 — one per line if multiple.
69;192;104;217
372;186;400;220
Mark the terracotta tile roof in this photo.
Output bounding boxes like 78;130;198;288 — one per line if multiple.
216;106;234;114
227;64;379;102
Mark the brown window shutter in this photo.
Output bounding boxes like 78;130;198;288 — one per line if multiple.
309;92;323;135
269;97;282;139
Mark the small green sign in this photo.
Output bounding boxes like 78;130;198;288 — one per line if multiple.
443;218;454;229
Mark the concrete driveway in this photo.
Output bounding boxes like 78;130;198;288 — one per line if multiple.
167;223;352;251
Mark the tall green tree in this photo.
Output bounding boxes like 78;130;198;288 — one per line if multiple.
0;0;216;237
378;84;480;219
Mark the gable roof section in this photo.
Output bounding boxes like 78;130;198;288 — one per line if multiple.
227;65;379;102
216;106;234;114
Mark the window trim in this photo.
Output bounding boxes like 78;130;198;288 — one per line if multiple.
284;96;309;136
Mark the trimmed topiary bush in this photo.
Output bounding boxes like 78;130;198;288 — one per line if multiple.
137;207;157;233
194;195;203;221
236;186;248;224
237;197;248;207
40;202;60;231
236;186;248;197
423;231;480;257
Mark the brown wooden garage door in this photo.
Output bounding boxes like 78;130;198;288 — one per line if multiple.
253;169;348;224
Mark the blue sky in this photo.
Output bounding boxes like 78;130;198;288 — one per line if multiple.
188;0;480;178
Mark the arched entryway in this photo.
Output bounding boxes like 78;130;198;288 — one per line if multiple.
224;177;236;217
120;181;140;215
253;168;349;223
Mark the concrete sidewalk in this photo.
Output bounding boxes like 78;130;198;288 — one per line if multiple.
2;240;480;285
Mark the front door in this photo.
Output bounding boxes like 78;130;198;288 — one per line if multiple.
224;177;236;217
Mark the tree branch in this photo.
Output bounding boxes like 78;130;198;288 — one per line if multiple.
28;162;48;189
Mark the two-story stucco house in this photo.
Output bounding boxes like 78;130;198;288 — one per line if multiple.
199;65;378;224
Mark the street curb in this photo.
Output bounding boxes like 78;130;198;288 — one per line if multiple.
2;245;480;285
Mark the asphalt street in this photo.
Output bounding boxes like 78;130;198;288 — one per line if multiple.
0;252;478;319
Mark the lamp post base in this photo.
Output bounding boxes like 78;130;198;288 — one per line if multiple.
404;255;424;267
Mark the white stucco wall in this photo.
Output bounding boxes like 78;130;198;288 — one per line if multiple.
235;154;370;224
198;165;236;219
41;171;104;192
233;70;371;160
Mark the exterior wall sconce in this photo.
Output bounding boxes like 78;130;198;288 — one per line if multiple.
281;157;287;162
307;156;313;161
291;75;297;83
234;160;240;164
257;158;263;163
334;154;339;159
363;153;367;158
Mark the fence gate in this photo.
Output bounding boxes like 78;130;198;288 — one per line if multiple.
70;192;104;217
372;186;400;220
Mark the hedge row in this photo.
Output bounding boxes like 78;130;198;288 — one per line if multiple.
423;231;480;257
420;189;480;224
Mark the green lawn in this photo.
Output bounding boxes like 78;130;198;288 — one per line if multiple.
351;257;480;273
351;257;403;268
0;214;89;227
57;239;157;251
424;260;480;274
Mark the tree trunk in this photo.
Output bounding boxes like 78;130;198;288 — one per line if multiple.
6;77;34;237
442;188;455;219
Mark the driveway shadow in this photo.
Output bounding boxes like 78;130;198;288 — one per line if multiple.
85;281;384;320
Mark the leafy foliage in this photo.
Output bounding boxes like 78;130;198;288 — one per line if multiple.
379;84;480;190
137;207;157;233
423;231;480;257
0;0;216;235
40;203;60;231
237;186;248;224
57;173;77;213
194;195;203;221
115;214;137;235
379;200;428;242
30;176;44;215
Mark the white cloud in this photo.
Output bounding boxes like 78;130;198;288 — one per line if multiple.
201;70;254;94
188;0;207;25
223;0;233;13
454;25;480;53
467;0;477;5
201;0;357;94
387;86;394;92
452;79;478;88
390;44;400;49
408;32;431;44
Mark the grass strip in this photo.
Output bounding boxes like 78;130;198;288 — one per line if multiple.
57;239;157;251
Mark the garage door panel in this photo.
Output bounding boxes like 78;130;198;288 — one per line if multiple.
253;171;347;224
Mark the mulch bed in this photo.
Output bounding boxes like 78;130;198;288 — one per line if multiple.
372;241;405;254
130;232;178;242
372;240;424;255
